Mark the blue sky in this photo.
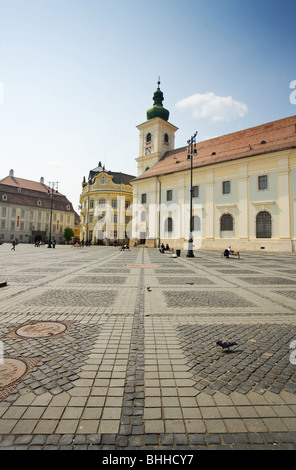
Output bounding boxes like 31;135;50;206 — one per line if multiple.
0;0;295;210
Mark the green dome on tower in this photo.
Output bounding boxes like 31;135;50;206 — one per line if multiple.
147;79;170;122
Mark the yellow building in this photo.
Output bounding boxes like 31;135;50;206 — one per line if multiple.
131;82;296;252
80;162;135;245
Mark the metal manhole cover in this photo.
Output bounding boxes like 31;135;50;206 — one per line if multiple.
0;356;41;400
0;358;27;388
125;264;161;268
15;321;68;338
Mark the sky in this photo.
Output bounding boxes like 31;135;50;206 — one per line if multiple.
0;0;295;212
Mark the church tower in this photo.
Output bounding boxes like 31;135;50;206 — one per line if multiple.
136;80;178;176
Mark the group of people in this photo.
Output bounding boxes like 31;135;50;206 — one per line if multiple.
159;243;170;254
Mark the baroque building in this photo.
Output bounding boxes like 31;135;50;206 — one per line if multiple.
80;162;135;244
131;82;296;252
0;170;77;244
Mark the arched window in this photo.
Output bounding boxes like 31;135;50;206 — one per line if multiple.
146;133;151;143
164;217;173;232
164;133;169;143
220;213;233;231
192;215;201;231
256;211;272;238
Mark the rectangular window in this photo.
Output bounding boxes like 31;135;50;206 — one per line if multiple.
99;199;105;207
111;214;118;223
11;208;16;218
166;190;172;201
141;194;147;204
193;185;199;198
258;175;268;190
112;199;117;208
1;207;6;217
222;181;231;194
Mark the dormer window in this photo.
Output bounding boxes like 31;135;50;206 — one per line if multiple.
2;195;7;201
37;200;42;206
101;176;106;185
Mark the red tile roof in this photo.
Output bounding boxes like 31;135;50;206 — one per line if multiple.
0;175;75;212
134;115;296;181
0;176;56;193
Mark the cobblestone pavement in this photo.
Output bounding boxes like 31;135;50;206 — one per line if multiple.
0;243;296;450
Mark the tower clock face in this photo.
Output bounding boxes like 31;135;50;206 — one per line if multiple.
145;147;151;155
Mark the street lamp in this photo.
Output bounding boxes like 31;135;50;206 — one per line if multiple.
186;132;198;258
47;181;59;248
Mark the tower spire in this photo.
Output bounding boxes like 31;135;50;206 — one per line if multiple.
146;79;170;122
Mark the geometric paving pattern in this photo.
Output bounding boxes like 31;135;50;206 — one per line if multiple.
23;289;117;307
164;291;255;308
177;323;296;396
0;322;102;399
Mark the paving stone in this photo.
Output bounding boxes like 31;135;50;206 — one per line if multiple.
1;246;296;449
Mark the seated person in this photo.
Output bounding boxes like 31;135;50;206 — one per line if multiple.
159;243;165;254
224;248;230;258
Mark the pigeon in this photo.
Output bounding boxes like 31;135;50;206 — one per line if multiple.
216;340;237;351
146;285;152;292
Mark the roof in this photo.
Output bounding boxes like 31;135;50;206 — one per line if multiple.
0;175;75;212
87;168;136;186
133;115;296;181
0;175;53;193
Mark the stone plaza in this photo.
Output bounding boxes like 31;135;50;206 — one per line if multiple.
0;243;296;450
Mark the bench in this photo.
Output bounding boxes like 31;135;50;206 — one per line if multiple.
222;250;240;259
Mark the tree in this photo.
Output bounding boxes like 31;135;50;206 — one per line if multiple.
64;227;74;244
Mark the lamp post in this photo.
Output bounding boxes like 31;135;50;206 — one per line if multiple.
47;181;59;248
186;132;198;258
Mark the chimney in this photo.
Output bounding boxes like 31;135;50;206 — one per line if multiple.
40;177;44;184
9;169;14;177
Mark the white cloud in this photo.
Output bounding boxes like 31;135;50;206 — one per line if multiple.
176;91;248;122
